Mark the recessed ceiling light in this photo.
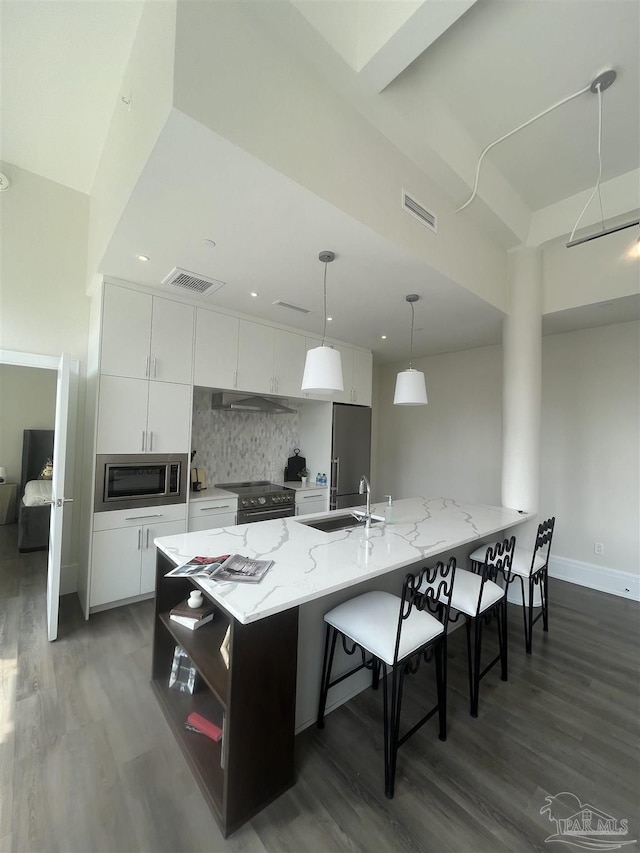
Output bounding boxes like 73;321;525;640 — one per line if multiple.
202;239;216;248
250;291;259;298
137;254;150;262
327;316;333;322
381;335;387;340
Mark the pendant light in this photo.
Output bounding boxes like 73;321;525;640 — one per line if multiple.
394;294;428;406
301;251;344;395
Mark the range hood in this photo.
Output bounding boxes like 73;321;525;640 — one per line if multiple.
211;392;297;414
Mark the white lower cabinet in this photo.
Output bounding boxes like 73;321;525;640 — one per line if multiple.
90;504;187;608
295;488;328;516
188;496;238;532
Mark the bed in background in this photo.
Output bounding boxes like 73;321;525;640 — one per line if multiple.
18;429;54;553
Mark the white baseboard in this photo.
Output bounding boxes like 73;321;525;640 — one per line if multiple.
549;556;640;602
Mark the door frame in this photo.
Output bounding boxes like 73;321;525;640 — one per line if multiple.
0;348;80;637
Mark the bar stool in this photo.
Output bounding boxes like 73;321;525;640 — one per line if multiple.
469;517;555;654
316;558;456;799
421;537;515;717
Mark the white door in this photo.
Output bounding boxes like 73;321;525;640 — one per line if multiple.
46;353;73;641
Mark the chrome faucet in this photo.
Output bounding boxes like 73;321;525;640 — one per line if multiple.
358;475;372;528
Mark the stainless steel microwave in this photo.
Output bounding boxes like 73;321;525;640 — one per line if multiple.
94;454;188;513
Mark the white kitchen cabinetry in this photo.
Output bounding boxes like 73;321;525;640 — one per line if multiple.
295;488;328;516
96;375;191;454
236;321;273;393
194;308;239;389
90;504;187;608
333;346;373;406
188;495;238;532
236;322;306;397
100;284;194;384
273;329;306;396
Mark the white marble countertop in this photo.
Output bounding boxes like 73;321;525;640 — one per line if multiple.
155;497;532;625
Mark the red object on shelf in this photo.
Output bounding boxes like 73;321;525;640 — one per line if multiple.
187;711;223;742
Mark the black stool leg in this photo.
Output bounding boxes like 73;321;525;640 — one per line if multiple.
526;574;535;654
385;663;404;799
542;568;549;632
466;616;482;718
500;597;508;681
436;638;447;741
317;625;337;729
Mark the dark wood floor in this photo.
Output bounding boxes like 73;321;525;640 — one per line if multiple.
1;521;638;852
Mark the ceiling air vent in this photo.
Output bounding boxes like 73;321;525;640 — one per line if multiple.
272;300;311;314
161;267;225;296
402;190;438;233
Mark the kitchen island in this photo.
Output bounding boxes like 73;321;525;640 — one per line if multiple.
152;497;531;836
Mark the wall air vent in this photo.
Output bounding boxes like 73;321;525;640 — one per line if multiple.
161;267;225;296
272;300;311;314
402;190;438;233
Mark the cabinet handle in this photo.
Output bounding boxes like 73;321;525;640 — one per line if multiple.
302;494;320;499
149;431;154;451
233;370;237;388
199;505;231;511
125;514;163;520
137;529;142;550
141;431;146;452
145;355;149;377
146;528;150;549
153;356;157;378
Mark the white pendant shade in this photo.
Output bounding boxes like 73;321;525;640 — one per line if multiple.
301;346;344;395
394;368;428;406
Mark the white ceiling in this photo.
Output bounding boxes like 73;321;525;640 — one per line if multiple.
1;0;638;363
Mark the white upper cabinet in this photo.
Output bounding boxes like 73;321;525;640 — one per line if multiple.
96;375;191;454
237;320;274;394
232;321;307;398
101;286;151;379
273;329;306;396
194;308;239;389
332;346;372;406
150;297;194;384
352;349;373;406
100;284;194;384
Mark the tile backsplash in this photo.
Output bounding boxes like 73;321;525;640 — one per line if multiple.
191;387;300;485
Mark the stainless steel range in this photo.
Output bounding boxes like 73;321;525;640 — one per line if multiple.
216;481;295;524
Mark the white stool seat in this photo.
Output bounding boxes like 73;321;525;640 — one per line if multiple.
325;590;445;666
469;543;546;578
421;569;504;617
470;517;555;655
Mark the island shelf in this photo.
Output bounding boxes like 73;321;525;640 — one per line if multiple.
151;550;298;837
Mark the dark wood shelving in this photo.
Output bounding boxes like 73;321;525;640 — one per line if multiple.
158;611;230;706
151;679;225;821
152;549;300;837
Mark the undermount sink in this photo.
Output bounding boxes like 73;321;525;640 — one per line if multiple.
297;513;384;533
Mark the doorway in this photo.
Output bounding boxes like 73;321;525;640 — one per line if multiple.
0;349;79;640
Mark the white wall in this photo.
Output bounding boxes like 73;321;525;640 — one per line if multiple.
374;320;639;588
0;163;90;590
0;162;89;358
88;0;176;283
375;344;503;504
0;365;57;485
541;321;639;576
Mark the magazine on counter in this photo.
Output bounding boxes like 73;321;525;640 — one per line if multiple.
165;554;231;579
209;554;274;583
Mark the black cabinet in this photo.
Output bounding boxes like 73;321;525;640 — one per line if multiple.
152;550;299;836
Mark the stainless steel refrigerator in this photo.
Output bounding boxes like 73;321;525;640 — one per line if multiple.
330;403;372;510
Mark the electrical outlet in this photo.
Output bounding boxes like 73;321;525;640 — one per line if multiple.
594;542;604;556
